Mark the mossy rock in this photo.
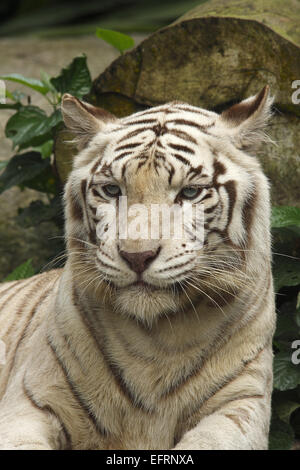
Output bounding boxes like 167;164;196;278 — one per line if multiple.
55;0;300;206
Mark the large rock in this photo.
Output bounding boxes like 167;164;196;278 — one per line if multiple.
55;0;300;206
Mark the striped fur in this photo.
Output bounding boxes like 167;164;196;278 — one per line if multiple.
0;87;275;449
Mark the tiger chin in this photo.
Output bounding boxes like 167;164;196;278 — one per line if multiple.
0;86;276;450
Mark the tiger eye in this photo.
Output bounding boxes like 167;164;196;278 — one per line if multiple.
103;184;121;197
180;187;200;200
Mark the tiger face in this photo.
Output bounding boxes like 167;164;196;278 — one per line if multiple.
62;87;272;324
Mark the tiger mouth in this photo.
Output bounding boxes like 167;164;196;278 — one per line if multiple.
130;281;160;291
106;278;184;293
128;280;184;293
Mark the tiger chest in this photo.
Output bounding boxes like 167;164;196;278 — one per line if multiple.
55;350;200;450
90;355;198;449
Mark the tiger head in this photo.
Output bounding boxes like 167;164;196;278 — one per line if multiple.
61;87;273;325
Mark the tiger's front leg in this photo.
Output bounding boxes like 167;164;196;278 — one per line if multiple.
173;346;273;450
174;396;270;450
0;387;64;450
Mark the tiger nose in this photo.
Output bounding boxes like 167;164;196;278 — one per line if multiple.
119;249;160;274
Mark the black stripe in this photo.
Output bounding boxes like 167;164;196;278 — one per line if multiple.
116;142;142;152
224;180;237;229
53;310;87;374
155;153;166;162
168;165;175;185
121;160;128;178
156;140;164;148
187;164;203;177
98;162;112;177
137;157;148;170
91;188;103;200
168;143;195;155
171;153;191;166
200;191;213;202
113;151;133;162
5;283;53;391
0;281;19;299
81;178;97;244
90;158;101;175
69;191;83;221
183;344;269;419
213;160;226;183
72;286;155;414
211;393;264;423
165;128;197;144
81;179;87;203
4;276;49;341
96;257;121;272
158;260;191;273
125;119;157;126
167;119;214;132
205;203;218;214
116;328;155;365
47;333;109;437
117;128;148;143
0;277;37;311
89;143;109;175
23;378;72;450
153;160;160;174
98;247;114;262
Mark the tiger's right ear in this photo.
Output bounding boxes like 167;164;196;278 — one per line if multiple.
61;94;117;150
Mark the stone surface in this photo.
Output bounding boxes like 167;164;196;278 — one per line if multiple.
59;0;299;207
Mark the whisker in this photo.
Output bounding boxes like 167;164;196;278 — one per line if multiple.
179;280;201;324
184;279;226;317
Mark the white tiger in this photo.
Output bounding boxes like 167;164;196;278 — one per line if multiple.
0;86;275;449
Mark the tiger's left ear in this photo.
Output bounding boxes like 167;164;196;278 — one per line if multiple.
61;94;117;150
218;86;274;152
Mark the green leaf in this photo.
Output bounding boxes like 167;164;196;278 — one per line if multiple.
5;89;15;101
3;259;35;282
273;256;300;291
31;139;53;159
40;70;56;94
17;197;62;228
5;106;45;148
291;406;300;437
0;152;51;194
5;107;62;149
276;400;300;424
275;311;298;341
96;28;134;54
0;161;9;171
273;351;300;391
296;293;300;328
272;389;300;423
269;415;294;450
50;56;92;99
20;164;56;194
0;74;49;95
272;206;300;228
0;102;22;110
